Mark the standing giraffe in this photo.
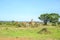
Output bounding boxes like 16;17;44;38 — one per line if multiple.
29;19;35;27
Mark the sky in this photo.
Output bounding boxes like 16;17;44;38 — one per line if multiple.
0;0;60;21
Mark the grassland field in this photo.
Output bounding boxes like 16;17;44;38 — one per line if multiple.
0;24;60;40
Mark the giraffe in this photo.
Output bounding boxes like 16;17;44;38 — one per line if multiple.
29;19;35;27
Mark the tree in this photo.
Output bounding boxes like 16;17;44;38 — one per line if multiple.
49;13;60;26
38;13;60;25
38;13;49;25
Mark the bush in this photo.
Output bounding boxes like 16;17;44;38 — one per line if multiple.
17;24;22;27
38;28;51;34
0;22;2;25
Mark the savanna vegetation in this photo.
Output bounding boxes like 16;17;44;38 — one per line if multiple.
0;13;60;40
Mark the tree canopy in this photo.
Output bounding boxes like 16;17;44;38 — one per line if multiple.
38;13;60;25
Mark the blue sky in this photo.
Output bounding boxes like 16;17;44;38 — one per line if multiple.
0;0;60;21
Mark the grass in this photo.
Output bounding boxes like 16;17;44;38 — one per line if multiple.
0;25;60;40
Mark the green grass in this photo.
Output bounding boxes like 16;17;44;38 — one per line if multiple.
0;26;60;40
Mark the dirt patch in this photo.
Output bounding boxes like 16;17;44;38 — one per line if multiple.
0;37;37;40
0;37;57;40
